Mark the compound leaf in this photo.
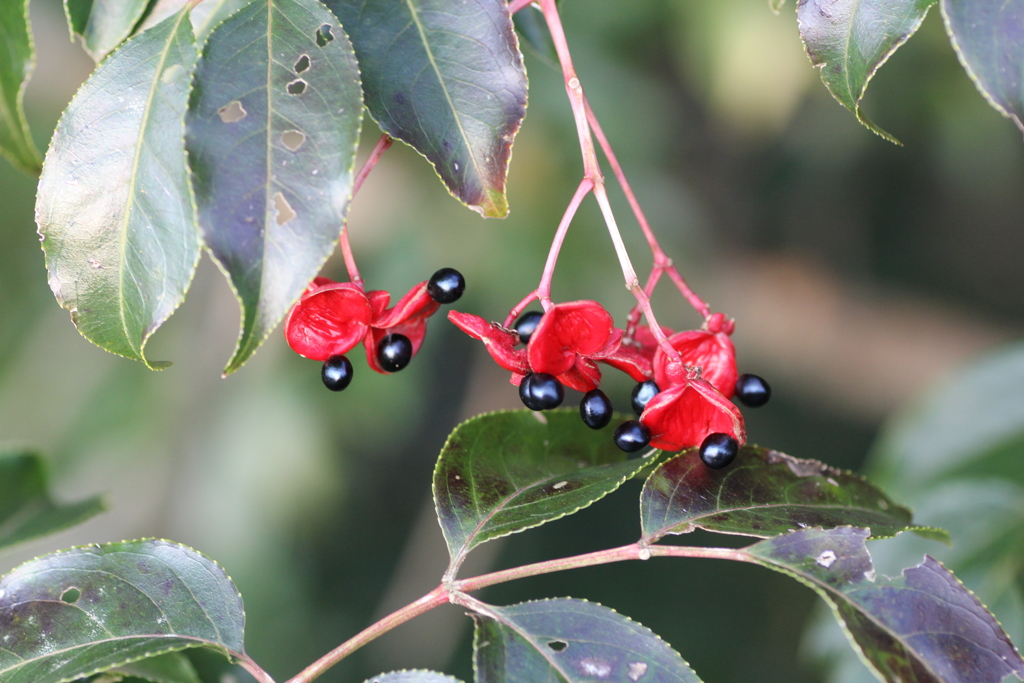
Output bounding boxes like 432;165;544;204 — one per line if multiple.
324;0;527;218
0;0;42;174
0;450;105;552
640;446;935;543
37;8;199;370
747;527;1024;683
796;0;935;143
363;672;464;683
472;598;702;683
941;0;1024;135
0;539;252;683
434;410;652;576
64;0;152;61
186;0;363;374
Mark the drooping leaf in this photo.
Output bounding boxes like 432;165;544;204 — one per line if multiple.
941;0;1024;136
64;0;152;61
110;652;201;683
639;445;936;543
434;410;653;576
472;598;703;683
796;0;935;143
139;0;255;43
186;0;363;374
0;0;42;174
37;8;199;370
324;0;527;218
363;672;464;683
748;527;1024;683
0;450;105;552
0;539;252;683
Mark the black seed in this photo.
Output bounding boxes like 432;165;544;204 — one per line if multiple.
519;372;564;410
735;373;771;407
377;334;413;372
631;380;660;415
614;420;651;455
580;389;613;429
699;433;739;469
427;267;465;304
322;355;354;391
514;311;543;344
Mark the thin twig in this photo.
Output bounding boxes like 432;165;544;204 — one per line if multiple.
340;134;394;288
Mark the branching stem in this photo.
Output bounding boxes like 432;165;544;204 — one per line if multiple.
285;542;752;683
340;134;394;288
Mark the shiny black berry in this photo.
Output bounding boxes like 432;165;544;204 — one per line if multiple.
321;355;354;391
699;433;739;469
735;374;771;408
614;420;651;455
519;372;564;411
513;311;543;344
377;333;413;372
427;267;465;304
580;389;613;429
631;380;660;416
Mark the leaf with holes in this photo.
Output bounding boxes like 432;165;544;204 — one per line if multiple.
64;0;152;60
36;8;199;370
363;672;464;683
942;0;1024;135
472;598;703;683
109;652;201;683
434;410;652;576
640;445;940;544
797;0;935;143
0;450;105;552
0;539;257;683
324;0;526;218
0;0;41;174
747;527;1024;683
186;0;362;374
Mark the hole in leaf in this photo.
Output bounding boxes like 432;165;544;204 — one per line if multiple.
547;640;568;652
315;24;333;46
287;79;307;95
61;587;81;604
273;192;296;225
282;130;306;151
294;54;310;73
218;100;247;123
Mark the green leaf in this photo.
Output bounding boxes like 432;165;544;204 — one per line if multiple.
433;410;653;577
0;0;42;174
513;5;557;65
324;0;527;218
770;0;787;13
639;445;934;543
139;0;256;44
748;527;1024;683
110;652;201;683
472;598;703;683
797;0;935;143
36;8;200;370
363;672;464;683
0;539;251;683
941;1;1024;139
64;0;152;61
0;450;105;552
186;0;363;374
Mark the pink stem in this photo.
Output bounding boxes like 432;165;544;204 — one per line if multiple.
584;97;711;321
536;177;595;310
504;290;540;328
340;134;394;289
507;0;534;13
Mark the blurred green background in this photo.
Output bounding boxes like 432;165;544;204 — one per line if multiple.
2;0;1023;681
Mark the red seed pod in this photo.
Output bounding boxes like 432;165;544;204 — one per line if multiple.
447;311;531;375
640;378;746;452
285;280;372;361
527;300;618;377
653;328;737;397
363;282;440;374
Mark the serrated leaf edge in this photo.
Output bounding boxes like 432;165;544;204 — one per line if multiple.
363;669;465;683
